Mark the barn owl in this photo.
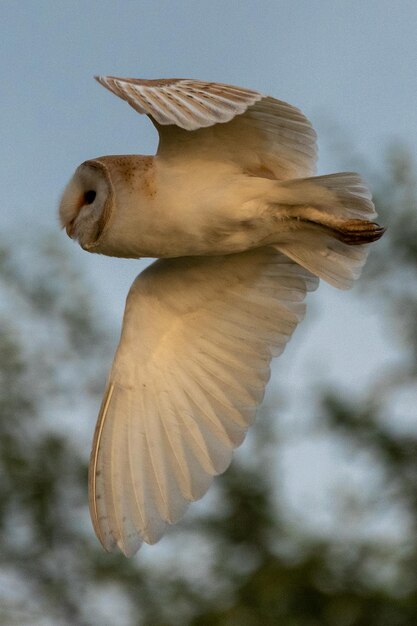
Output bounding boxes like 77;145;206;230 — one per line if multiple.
59;76;384;557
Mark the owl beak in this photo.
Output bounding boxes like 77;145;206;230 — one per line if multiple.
64;192;87;238
66;218;76;238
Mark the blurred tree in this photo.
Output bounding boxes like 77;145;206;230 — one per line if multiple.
0;146;416;625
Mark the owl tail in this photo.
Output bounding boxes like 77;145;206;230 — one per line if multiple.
272;173;385;289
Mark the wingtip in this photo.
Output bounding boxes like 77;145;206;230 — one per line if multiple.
94;75;124;98
94;75;106;86
95;75;115;90
118;538;143;558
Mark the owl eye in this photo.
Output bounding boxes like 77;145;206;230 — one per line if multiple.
84;190;96;205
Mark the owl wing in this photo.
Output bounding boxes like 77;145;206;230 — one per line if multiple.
89;247;318;556
95;76;317;179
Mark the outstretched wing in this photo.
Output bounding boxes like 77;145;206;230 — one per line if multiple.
95;76;317;179
95;76;262;129
89;247;318;556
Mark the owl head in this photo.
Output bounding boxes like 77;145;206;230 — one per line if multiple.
59;155;151;257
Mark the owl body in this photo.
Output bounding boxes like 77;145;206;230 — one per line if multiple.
62;153;281;259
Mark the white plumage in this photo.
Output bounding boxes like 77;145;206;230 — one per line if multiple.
59;76;384;556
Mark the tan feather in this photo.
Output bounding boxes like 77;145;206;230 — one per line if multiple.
88;248;318;555
95;75;317;179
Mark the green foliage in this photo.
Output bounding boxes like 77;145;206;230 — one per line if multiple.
0;147;416;624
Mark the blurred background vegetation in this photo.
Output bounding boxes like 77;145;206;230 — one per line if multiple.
0;146;416;626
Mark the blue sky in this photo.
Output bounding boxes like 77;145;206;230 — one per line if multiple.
1;1;416;536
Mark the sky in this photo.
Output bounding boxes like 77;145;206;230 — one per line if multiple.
1;0;416;542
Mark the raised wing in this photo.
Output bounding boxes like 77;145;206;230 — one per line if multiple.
95;76;317;179
89;247;318;556
95;76;262;129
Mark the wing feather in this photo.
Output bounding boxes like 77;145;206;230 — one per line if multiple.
95;76;262;129
156;385;209;501
96;76;317;179
88;247;318;555
178;371;246;448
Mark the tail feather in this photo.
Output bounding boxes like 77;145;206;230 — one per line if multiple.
279;172;377;220
274;235;369;290
273;172;384;289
